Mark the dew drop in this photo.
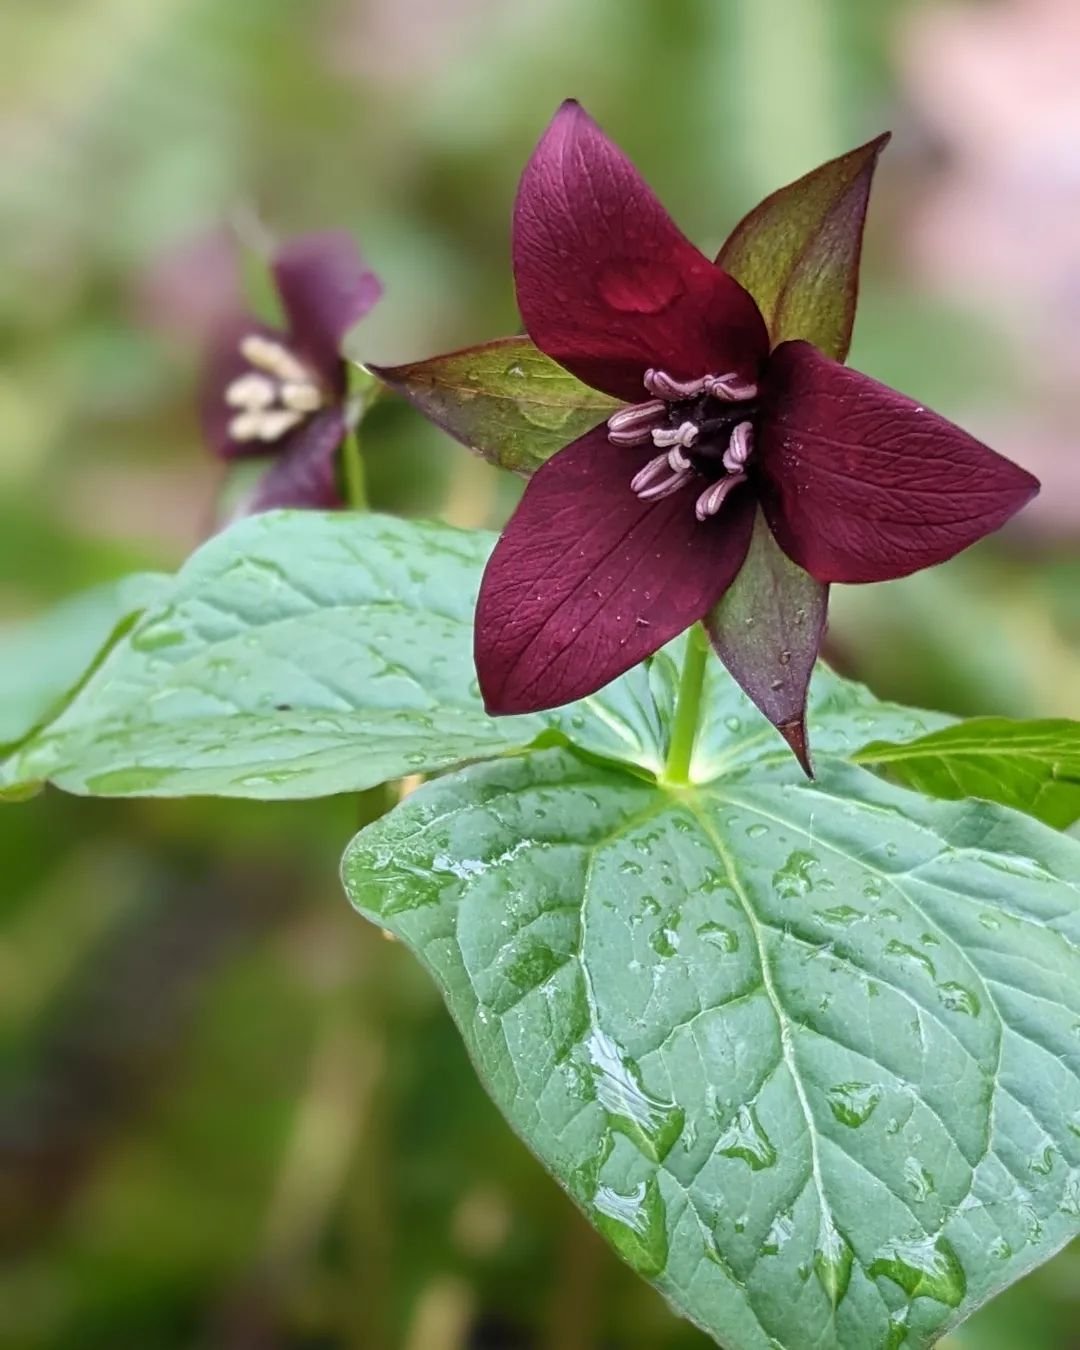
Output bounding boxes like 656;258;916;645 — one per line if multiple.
904;1157;936;1201
937;982;981;1017
885;939;937;979
716;1104;776;1170
696;922;740;954
826;1081;883;1128
817;905;864;927
586;1029;684;1162
760;1209;794;1256
885;1310;910;1350
814;1216;853;1307
773;850;835;899
868;1234;966;1306
591;1176;669;1277
650;927;679;958
1059;1169;1080;1217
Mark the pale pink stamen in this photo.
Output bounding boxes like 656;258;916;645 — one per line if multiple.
722;420;754;473
651;420;699;450
705;373;759;402
695;471;747;521
630;451;693;501
643;369;708;401
639;468;694;501
606;399;665;445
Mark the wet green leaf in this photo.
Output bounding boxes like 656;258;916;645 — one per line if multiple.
368;336;619;475
717;134;890;361
344;747;1080;1350
853;718;1080;830
546;627;953;784
0;572;170;755
0;513;542;800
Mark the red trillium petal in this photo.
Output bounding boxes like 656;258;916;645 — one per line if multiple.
272;231;382;391
513;101;769;402
244;409;348;514
756;341;1041;584
200;314;288;461
475;424;756;714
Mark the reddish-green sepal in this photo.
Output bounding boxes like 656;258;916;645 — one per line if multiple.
716;134;890;362
367;336;619;477
704;511;828;775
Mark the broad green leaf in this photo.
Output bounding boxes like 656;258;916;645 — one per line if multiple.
0;572;170;754
368;336;619;475
854;719;1080;831
0;513;542;800
344;746;1080;1350
717;134;890;362
705;510;829;773
547;629;953;784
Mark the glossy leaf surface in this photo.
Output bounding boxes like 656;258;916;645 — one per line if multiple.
855;718;1080;830
345;746;1080;1350
0;514;541;799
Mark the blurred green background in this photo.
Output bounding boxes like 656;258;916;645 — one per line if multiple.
1;1;1078;1347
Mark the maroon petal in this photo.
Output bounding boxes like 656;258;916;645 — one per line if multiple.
200;314;288;460
704;510;828;776
475;424;756;713
244;409;348;514
272;231;382;391
756;341;1041;584
513;101;769;403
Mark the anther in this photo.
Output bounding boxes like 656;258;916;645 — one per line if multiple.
651;420;699;451
695;471;747;522
256;408;304;441
640;467;694;501
722;420;754;473
630;451;693;500
239;334;310;384
228;411;265;442
644;369;708;401
705;373;759;402
280;381;324;413
225;373;276;410
607;399;665;445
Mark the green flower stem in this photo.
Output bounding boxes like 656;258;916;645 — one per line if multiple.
342;433;367;511
663;624;710;786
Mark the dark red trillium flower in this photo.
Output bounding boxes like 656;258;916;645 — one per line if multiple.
472;103;1038;747
201;232;381;513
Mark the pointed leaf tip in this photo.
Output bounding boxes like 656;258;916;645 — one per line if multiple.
716;132;891;361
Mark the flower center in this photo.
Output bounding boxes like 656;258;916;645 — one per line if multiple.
606;368;758;521
225;335;326;443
